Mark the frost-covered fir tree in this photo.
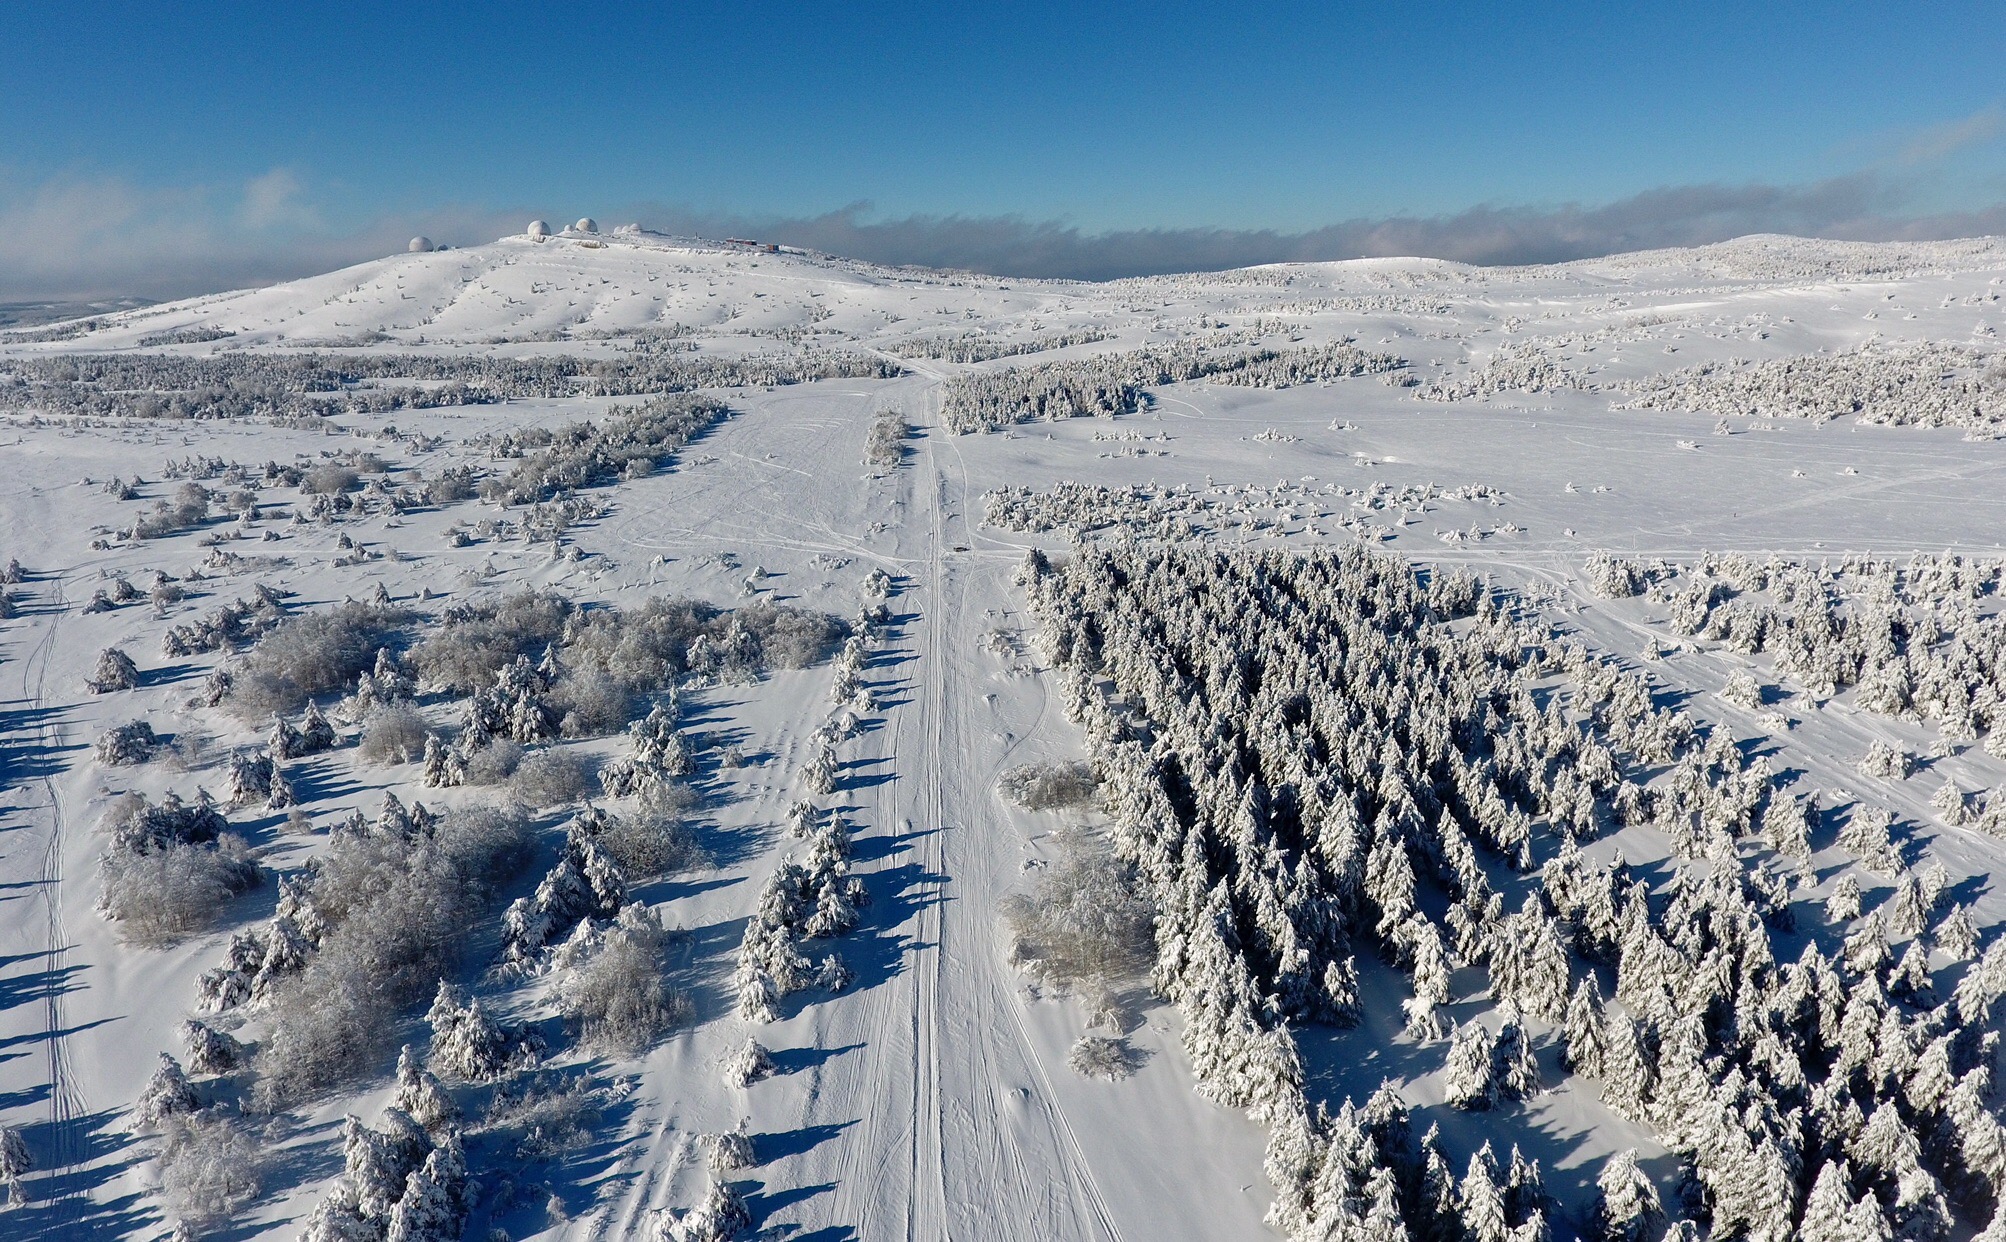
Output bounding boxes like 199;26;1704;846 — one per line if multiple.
134;1053;200;1128
1591;1148;1662;1242
0;1125;31;1205
723;1036;775;1088
1444;1020;1500;1110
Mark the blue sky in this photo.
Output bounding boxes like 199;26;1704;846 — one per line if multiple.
4;2;2005;296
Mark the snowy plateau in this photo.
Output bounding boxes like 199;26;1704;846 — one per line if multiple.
2;223;2006;1242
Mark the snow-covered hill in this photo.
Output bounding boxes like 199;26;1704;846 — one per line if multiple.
2;229;2006;1242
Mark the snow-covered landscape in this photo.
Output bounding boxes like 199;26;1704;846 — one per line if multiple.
5;222;2006;1242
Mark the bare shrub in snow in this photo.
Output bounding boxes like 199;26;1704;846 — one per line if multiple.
462;737;524;785
98;836;260;944
480;1074;600;1158
234;601;408;715
157;1110;264;1227
550;667;633;737
358;703;430;764
1001;830;1152;993
552;903;685;1053
131;482;212;539
411;590;570;694
864;409;911;469
1067;1035;1137;1080
998;761;1100;812
591;802;710;877
508;748;599;807
302;464;360;494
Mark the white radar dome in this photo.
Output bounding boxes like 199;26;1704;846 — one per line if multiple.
407;236;434;253
574;217;599;234
526;220;550;239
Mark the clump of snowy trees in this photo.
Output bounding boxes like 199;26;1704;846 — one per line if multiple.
1021;537;2006;1241
239;800;536;1105
942;341;1405;432
1602;551;2006;767
731;810;866;1022
1416;343;1584;401
887;327;1112;362
1621;341;2006;430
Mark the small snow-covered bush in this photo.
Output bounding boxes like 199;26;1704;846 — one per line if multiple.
998;761;1100;812
134;1053;200;1129
96;719;160;765
86;646;140;693
592;803;710;877
98;837;260;944
704;1127;756;1176
723;1037;775;1089
508;748;599;807
656;1179;751;1242
357;703;429;765
1858;738;1914;781
180;1020;245;1076
1721;669;1764;711
1067;1035;1137;1080
1001;830;1152;992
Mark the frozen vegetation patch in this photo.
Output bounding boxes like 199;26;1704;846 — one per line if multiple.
1001;829;1153;998
233;599;412;716
0;347;902;419
942;341;1406;432
476;394;731;504
887;327;1112;362
1620;341;2006;429
997;760;1101;812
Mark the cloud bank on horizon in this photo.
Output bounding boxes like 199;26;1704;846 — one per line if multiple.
4;167;2006;304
